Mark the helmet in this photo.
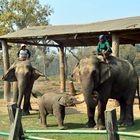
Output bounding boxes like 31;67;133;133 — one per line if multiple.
99;35;105;40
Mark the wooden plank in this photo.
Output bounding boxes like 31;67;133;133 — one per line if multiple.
105;108;120;140
8;104;25;140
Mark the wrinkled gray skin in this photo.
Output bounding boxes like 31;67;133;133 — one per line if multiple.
38;93;83;129
72;55;140;130
2;60;44;115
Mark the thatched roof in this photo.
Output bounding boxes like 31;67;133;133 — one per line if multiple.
0;16;140;46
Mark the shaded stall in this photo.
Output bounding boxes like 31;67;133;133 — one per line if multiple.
1;16;140;100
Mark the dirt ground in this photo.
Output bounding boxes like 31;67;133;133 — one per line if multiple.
0;78;140;118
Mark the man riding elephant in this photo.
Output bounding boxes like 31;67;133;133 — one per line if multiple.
72;55;140;130
96;35;112;64
2;44;44;115
17;44;31;61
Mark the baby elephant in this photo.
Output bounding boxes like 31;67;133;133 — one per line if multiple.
38;93;83;129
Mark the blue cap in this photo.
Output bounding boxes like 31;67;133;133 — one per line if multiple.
99;35;105;39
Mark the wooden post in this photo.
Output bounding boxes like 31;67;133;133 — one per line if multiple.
8;104;25;140
112;34;120;57
105;108;120;140
68;81;76;96
111;34;120;106
59;46;66;92
2;40;11;101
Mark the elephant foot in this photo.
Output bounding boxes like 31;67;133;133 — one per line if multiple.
86;121;96;128
22;111;30;116
95;124;106;130
58;126;66;130
42;124;47;128
119;121;134;127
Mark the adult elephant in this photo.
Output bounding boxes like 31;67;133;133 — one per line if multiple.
72;55;140;130
2;60;44;115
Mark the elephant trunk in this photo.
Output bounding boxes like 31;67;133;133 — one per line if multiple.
16;78;26;108
73;99;84;104
82;78;98;107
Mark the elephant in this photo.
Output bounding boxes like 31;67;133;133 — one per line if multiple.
37;92;84;129
2;60;44;115
72;55;140;130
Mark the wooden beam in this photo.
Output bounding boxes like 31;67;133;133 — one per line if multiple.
112;34;120;57
59;46;66;92
5;39;60;47
2;40;11;101
120;34;140;42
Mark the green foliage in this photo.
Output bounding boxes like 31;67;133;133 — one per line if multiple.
0;0;53;35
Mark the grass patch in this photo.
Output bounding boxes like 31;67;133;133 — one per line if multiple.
0;113;140;140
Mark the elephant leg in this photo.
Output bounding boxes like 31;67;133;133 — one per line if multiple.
23;80;34;115
39;102;47;127
118;99;126;126
86;106;96;128
61;108;65;126
55;107;65;129
41;113;48;127
124;88;135;126
12;82;18;103
23;92;31;115
97;100;107;130
125;104;134;126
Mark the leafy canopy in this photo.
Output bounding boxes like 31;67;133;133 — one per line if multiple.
0;0;53;35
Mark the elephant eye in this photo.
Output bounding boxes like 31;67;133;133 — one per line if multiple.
69;98;73;101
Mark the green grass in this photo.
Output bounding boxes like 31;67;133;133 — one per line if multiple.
0;113;140;140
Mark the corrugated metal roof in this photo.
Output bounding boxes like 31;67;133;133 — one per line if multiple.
0;16;140;39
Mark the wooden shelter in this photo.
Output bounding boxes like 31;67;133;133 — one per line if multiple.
1;16;140;100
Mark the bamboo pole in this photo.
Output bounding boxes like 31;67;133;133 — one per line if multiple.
2;40;11;101
59;46;66;92
112;34;120;57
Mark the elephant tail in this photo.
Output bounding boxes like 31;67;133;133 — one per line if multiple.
137;77;140;110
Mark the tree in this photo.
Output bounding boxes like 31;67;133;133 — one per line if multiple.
0;0;53;35
0;0;53;100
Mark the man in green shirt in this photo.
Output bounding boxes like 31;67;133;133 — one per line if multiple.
96;35;112;63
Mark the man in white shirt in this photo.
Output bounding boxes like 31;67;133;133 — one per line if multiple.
17;44;31;60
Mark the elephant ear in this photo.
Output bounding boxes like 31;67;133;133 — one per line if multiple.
2;67;17;82
32;67;45;80
58;96;66;106
99;63;111;84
